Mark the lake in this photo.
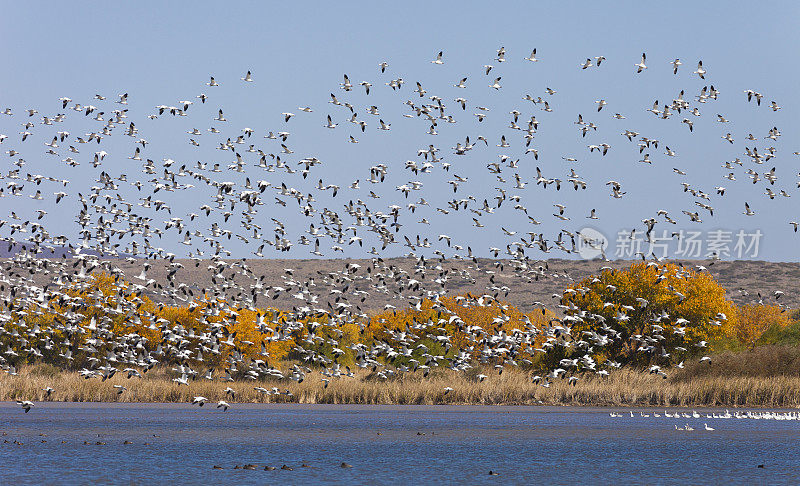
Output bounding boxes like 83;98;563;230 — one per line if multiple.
0;403;798;485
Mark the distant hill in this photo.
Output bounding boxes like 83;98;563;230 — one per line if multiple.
0;241;133;259
1;255;796;313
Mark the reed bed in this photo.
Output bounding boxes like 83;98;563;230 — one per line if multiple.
3;364;800;408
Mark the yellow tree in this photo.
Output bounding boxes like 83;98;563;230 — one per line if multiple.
730;304;790;350
560;262;736;366
363;293;554;368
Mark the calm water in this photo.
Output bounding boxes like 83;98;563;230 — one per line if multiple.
0;403;798;485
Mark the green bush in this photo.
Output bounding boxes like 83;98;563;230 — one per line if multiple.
759;319;800;347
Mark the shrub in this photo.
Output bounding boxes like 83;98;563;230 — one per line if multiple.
757;315;800;347
729;304;791;350
559;262;736;366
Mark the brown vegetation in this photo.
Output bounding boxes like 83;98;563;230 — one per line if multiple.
671;345;800;380
4;360;800;408
2;261;799;408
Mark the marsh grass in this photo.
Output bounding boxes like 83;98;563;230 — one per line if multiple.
3;361;800;407
672;345;800;380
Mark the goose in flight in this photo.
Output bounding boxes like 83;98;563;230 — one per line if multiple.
341;74;353;91
192;396;209;407
682;211;701;222
431;51;444;64
671;58;682;74
241;70;253;82
495;46;506;62
207;76;219;86
743;89;763;105
635;53;647;73
524;49;538;62
694;61;706;79
17;401;34;413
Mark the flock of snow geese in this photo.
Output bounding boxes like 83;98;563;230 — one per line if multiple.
610;409;800;431
0;47;795;413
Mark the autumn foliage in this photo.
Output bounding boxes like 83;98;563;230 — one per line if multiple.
728;304;791;350
560;262;737;366
363;294;557;368
0;263;790;376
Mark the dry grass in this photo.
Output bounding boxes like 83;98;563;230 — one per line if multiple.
4;364;800;408
672;345;800;380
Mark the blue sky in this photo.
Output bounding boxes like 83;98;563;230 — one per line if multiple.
0;1;797;261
